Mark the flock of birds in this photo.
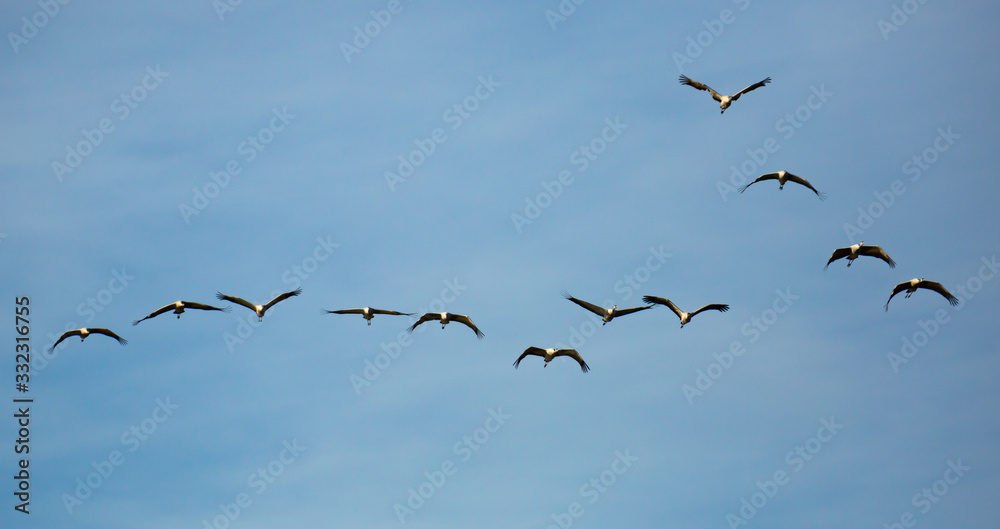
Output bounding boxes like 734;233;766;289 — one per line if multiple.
48;285;730;373
676;75;960;307
48;75;962;372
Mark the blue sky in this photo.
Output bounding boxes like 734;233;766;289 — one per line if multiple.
2;1;999;527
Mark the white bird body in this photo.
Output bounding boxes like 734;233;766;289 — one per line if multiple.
642;296;729;328
885;278;959;311
407;312;484;339
825;241;896;269
563;291;652;325
324;306;414;325
49;327;127;351
679;75;771;114
133;300;230;325
514;347;590;372
216;288;302;321
740;170;826;199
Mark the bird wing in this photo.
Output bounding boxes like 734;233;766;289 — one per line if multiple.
132;303;175;325
262;288;302;312
562;292;608;317
642;295;684;320
216;292;258;313
89;328;128;345
785;173;826;200
730;77;771;101
555;349;590;373
859;246;896;268
371;309;415;316
406;312;441;333
614;305;654;318
919;281;960;305
513;347;546;368
181;301;230;312
825;247;852;269
451;314;485;339
884;282;910;311
326;308;364;315
49;329;82;351
739;172;778;193
678;75;722;102
689;304;730;317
